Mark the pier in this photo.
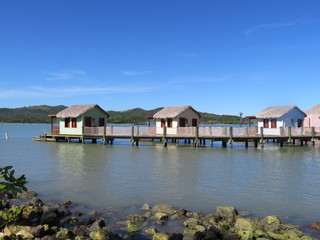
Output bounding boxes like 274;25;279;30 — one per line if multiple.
34;126;320;148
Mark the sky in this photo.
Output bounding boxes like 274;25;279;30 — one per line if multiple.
0;0;320;116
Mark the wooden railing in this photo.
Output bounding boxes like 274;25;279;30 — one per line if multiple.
66;126;320;139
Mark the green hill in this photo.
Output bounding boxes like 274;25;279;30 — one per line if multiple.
0;105;243;124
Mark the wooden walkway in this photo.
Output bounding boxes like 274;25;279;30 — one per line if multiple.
34;126;320;148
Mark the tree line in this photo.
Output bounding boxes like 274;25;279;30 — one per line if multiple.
0;105;244;124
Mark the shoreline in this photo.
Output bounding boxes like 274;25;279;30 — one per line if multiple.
0;191;318;240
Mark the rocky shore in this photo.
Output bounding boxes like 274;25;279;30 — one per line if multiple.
0;191;317;240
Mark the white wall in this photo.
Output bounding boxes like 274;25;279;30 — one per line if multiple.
155;108;200;134
59;107;108;135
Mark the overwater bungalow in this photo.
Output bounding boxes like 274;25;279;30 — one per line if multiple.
304;104;320;128
256;105;306;135
153;105;200;135
49;104;109;135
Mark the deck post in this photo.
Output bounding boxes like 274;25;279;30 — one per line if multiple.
260;127;264;146
228;127;233;147
280;127;284;136
311;127;316;146
131;126;135;146
162;127;167;146
245;140;248;148
103;126;106;145
195;126;199;147
288;127;292;145
81;126;84;144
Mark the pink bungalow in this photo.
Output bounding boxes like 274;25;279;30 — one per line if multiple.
304;104;320;128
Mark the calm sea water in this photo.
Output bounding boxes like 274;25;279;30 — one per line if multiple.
1;124;320;235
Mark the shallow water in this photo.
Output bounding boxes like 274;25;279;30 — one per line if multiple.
1;124;320;236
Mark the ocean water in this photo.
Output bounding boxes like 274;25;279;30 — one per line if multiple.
1;123;320;236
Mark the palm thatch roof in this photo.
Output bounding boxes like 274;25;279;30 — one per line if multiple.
305;104;320;115
56;104;109;118
153;105;200;119
256;105;306;119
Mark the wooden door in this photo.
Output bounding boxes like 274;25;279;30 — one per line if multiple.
99;118;105;127
179;117;186;127
85;117;92;127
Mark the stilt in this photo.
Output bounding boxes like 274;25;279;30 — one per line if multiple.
300;140;303;146
279;141;283;147
210;140;214;147
135;140;139;146
245;140;248;148
254;141;258;148
222;141;227;148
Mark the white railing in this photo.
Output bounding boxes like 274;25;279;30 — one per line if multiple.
84;126;104;135
81;126;318;138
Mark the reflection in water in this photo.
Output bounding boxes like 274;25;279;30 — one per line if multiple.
1;124;320;231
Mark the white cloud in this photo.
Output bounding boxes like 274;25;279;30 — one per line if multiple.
245;22;297;35
121;70;154;76
45;70;86;81
0;86;154;99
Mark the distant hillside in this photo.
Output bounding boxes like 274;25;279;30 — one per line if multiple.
0;105;243;124
0;105;66;123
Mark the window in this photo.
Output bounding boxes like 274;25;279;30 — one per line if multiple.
270;119;277;128
71;118;77;128
192;118;197;127
167;118;173;128
263;119;269;128
161;119;166;127
65;118;70;128
298;119;303;128
99;118;105;127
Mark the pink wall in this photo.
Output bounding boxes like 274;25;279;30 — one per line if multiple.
304;114;320;128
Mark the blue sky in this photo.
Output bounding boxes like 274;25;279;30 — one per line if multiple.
1;0;320;116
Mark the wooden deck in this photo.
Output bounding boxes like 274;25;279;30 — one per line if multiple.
34;126;320;148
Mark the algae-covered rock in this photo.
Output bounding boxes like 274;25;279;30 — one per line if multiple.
154;212;168;220
152;232;170;240
267;231;289;240
237;230;254;240
235;218;255;232
186;211;204;219
145;227;158;235
216;206;238;219
90;219;106;232
194;224;206;232
126;221;140;233
90;230;109;240
16;229;34;239
262;216;281;232
151;203;176;215
55;227;74;239
184;217;200;229
127;214;147;223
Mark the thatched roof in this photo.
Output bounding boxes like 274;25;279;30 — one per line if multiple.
305;104;320;115
153;105;200;119
256;105;306;119
56;104;109;118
